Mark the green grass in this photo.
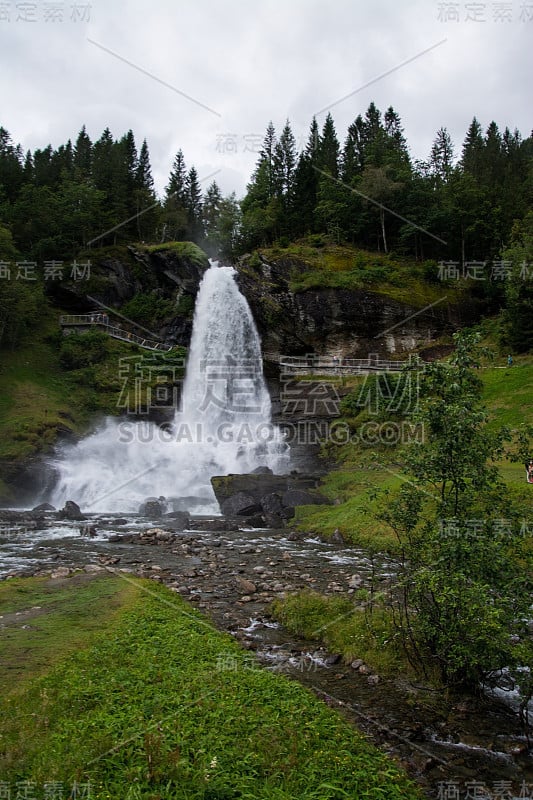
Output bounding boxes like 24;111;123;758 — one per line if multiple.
295;466;404;550
0;310;186;498
480;361;533;430
271;591;405;679
0;575;420;800
0;574;139;688
141;241;209;269
260;238;461;308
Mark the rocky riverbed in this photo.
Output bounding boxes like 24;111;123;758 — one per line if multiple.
1;512;532;799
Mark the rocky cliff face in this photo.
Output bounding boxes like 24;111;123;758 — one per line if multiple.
49;245;483;357
48;244;209;347
234;254;483;360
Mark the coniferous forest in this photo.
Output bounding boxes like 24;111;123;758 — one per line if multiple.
2;104;532;351
0;105;531;263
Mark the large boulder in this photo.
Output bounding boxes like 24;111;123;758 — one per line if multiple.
58;500;86;521
212;473;330;522
211;472;319;507
164;510;191;531
139;498;165;517
260;492;286;527
32;503;56;512
281;489;331;508
220;492;262;517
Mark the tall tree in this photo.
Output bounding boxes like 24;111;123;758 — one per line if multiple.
73;125;92;179
0;127;24;201
291;118;321;236
461;117;485;178
185;166;203;242
430;127;455;184
163;149;189;241
317;113;339;177
136;139;154;192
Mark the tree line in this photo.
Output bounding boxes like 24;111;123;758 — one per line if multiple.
0;124;237;261
241;107;532;263
1;105;531;264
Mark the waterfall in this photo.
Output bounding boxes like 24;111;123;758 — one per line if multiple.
47;261;289;514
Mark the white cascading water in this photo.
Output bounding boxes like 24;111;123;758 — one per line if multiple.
48;262;289;514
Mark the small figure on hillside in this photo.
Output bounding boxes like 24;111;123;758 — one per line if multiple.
526;459;533;484
507;354;513;367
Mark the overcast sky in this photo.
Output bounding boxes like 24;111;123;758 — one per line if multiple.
1;0;531;198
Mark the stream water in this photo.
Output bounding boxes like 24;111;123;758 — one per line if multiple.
2;258;532;798
46;262;289;514
1;514;532;799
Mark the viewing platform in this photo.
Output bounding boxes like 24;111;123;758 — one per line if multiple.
279;354;409;375
59;315;172;352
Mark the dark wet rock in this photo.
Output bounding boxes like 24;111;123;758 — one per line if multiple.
331;528;345;544
220;492;262;517
164;511;191;531
58;500;86;521
324;653;342;667
281;489;331;508
235;253;477;360
242;514;267;528
251;466;273;475
114;518;128;525
211;473;322;509
260;492;286;527
139;499;165;517
79;524;97;538
236;577;257;594
32;503;56;512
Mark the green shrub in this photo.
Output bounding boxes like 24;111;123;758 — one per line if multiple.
121;292;174;327
58;331;109;370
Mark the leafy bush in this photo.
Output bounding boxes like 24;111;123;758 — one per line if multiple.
121;292;174;327
58;331;109;370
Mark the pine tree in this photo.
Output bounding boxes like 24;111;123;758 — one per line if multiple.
73;125;92;179
430;127;455;183
261;121;277;199
291;118;321;236
22;150;33;184
461;117;485;177
166;149;188;203
317;113;339;177
92;128;115;191
33;145;53;187
342;116;365;182
185;166;203;242
273;119;297;201
272;120;297;237
202;181;222;247
0;128;24;201
163;149;189;241
133;138;158;242
136;139;154;192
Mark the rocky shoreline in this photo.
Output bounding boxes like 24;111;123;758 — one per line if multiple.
1;515;532;799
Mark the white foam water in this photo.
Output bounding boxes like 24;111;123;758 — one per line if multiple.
47;261;289;514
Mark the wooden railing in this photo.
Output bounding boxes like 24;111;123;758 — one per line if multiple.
59;315;172;352
279;354;409;374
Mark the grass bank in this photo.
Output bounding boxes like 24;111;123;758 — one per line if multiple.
0;574;420;800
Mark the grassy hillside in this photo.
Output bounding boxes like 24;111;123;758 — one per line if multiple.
0;574;420;800
294;359;533;548
259;238;464;307
0;306;186;501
